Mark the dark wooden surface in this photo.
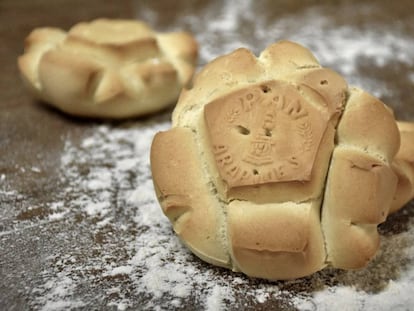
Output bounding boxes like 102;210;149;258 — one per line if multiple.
1;1;414;310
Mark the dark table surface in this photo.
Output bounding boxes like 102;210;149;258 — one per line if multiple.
1;1;414;310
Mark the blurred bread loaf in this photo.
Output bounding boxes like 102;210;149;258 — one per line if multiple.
151;40;414;280
18;19;198;118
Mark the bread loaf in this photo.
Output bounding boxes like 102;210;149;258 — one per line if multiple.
150;40;414;280
18;19;198;118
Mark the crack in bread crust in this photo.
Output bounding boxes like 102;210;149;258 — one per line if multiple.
321;87;400;269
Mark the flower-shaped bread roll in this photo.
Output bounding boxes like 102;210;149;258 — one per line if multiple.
150;41;414;280
18;19;198;118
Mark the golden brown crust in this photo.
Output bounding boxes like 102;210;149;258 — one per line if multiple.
259;40;320;73
390;122;414;213
203;78;346;191
68;19;155;46
39;49;102;103
157;32;199;65
151;40;413;280
172;48;264;126
391;160;414;213
336;87;400;161
157;41;345;279
150;127;230;267
226;123;336;204
18;19;198;119
396;121;414;164
18;28;66;96
227;200;326;280
321;88;400;269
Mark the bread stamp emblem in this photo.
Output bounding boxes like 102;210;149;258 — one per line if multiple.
205;81;328;188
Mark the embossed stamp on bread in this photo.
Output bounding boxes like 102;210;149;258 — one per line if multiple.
205;81;329;188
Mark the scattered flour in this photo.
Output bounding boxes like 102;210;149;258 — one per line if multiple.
2;1;414;310
31;166;41;173
255;289;270;304
84;201;111;217
107;265;134;277
23;112;414;310
205;285;233;311
35;274;85;311
179;2;413;69
141;0;414;100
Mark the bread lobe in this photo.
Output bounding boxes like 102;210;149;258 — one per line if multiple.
151;127;230;268
228;200;326;279
391;122;414;213
321;88;400;269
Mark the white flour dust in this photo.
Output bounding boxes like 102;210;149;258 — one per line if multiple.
201;2;414;69
22;113;414;311
141;0;414;99
3;1;414;310
21;116;291;310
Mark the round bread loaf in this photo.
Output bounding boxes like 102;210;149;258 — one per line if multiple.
150;41;414;280
18;19;198;118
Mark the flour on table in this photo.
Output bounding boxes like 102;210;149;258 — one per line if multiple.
142;0;414;100
23;112;414;311
4;0;413;310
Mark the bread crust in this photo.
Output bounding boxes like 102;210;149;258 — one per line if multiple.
391;122;414;212
322;148;398;268
151;40;414;279
18;19;198;119
228;200;326;279
151;127;229;267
